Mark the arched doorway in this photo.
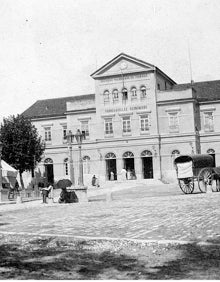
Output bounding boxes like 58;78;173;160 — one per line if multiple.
171;150;180;168
123;151;135;179
207;149;216;166
141;150;153;179
105;153;117;180
83;156;90;174
44;158;54;184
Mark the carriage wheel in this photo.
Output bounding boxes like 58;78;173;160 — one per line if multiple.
178;178;194;194
197;168;213;193
215;178;220;192
211;177;220;192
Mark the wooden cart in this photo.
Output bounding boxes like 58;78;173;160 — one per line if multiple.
174;154;219;194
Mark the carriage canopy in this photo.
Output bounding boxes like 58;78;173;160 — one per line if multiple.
174;154;214;169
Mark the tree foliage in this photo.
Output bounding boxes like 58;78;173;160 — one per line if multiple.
0;114;45;175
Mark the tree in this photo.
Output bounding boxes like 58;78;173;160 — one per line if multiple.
0;114;45;188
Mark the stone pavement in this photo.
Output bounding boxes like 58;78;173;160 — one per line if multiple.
0;182;220;244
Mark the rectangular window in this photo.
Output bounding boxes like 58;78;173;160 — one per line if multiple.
204;112;214;132
122;116;131;133
105;118;113;135
168;112;179;132
140;114;150;132
44;127;51;141
81;121;89;139
63;126;67;139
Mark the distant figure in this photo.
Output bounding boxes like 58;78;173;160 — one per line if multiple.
92;175;97;186
131;169;136;180
14;180;19;192
110;171;114;181
41;183;52;204
127;168;131;180
121;168;127;181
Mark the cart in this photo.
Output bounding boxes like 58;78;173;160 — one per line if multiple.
174;154;219;194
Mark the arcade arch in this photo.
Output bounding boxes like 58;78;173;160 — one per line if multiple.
44;158;54;184
105;153;117;180
141;150;153;179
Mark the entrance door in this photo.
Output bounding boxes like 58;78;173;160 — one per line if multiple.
122;151;135;180
105;153;117;180
141;150;153;179
142;157;153;179
44;158;54;184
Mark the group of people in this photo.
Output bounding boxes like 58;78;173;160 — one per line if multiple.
120;168;136;180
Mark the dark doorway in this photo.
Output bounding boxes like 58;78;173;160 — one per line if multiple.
122;151;135;180
44;164;54;184
106;159;117;180
123;158;134;171
142;157;153;179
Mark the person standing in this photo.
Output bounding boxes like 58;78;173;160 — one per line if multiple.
41;183;52;204
110;171;114;181
121;168;127;181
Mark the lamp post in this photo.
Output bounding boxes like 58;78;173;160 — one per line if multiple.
66;130;75;186
0;142;3;202
75;129;85;187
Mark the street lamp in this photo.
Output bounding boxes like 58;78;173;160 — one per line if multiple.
0;142;3;201
74;129;85;187
66;130;75;186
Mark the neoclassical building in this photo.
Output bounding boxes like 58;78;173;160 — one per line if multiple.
23;53;220;185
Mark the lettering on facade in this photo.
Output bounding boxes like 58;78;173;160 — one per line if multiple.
105;105;148;113
101;73;149;84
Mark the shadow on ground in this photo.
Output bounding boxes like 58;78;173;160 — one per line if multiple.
1;235;220;279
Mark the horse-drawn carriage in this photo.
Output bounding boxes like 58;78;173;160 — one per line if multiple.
174;154;220;194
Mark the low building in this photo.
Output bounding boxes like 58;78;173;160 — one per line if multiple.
22;53;220;185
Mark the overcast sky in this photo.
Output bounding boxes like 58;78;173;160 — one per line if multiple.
0;0;220;122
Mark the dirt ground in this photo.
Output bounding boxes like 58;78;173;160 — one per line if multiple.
1;234;220;280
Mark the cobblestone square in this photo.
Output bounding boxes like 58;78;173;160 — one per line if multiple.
0;183;220;244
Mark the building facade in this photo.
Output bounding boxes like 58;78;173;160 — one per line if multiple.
23;53;220;186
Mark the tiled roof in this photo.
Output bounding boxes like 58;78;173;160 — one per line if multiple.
22;94;95;119
172;80;220;102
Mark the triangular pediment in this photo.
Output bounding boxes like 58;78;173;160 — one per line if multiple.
91;53;155;79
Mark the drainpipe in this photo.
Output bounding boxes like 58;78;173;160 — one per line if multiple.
154;67;162;180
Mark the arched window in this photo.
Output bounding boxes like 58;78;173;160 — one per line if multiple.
171;150;180;167
141;150;152;157
112;89;119;101
103;90;110;103
105;152;116;159
44;158;53;164
123;151;134;158
131;87;137;98
122;88;128;101
83;156;90;174
64;158;68;176
140;86;146;98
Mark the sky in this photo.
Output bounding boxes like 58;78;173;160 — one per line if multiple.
0;0;220;122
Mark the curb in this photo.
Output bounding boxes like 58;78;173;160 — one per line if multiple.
0;231;218;247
